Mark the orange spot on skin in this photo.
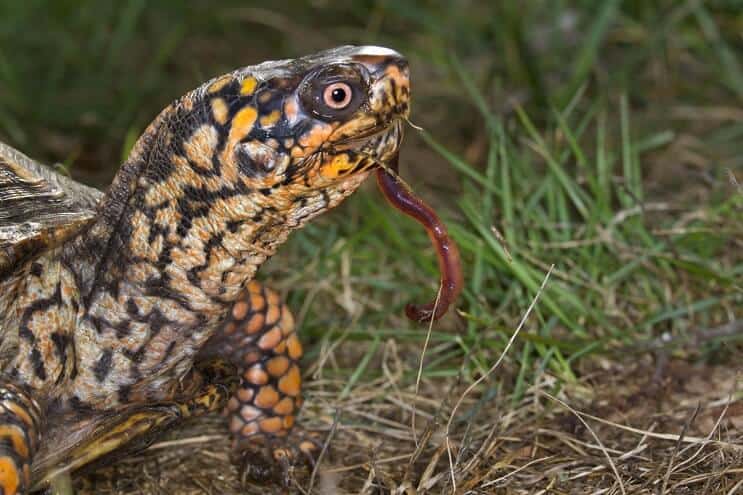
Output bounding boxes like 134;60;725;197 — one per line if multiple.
279;310;294;336
258;327;282;350
298;122;333;150
211;98;229;125
241;422;260;437
273;397;294;415
249;292;265;311
266;356;290;377
278;364;301;397
240;77;258;96
229;107;258;144
282;415;295;429
265;303;281;327
208;75;233;94
224;322;237;335
245;313;265;334
254;386;279;408
284;98;299;123
286;333;303;360
0;425;29;459
232;301;249;320
321;153;353;179
0;456;20;494
247;281;262;294
237;387;254;403
259;417;283;434
266;289;280;306
274;340;287;354
259;110;281;127
245;366;269;385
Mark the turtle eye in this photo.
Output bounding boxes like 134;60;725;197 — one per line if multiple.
323;82;353;109
299;64;368;120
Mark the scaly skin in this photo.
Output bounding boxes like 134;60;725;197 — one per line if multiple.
0;46;409;493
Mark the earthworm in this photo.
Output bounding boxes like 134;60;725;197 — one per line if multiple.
376;155;463;322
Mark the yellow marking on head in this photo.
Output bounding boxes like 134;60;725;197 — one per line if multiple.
240;77;258;96
208;75;233;94
321;153;354;178
211;98;229;125
230;107;258;143
259;110;280;128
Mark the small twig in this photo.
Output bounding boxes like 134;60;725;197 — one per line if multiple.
147;435;224;451
412;285;442;446
661;402;700;494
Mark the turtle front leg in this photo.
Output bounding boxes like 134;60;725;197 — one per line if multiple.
199;281;317;485
0;383;42;495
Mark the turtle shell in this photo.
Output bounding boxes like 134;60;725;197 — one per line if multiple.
0;141;103;280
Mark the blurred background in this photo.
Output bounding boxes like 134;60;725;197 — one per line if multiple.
1;1;741;493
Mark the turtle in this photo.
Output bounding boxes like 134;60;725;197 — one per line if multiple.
0;45;463;494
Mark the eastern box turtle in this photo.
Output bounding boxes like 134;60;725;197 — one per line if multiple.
0;46;462;494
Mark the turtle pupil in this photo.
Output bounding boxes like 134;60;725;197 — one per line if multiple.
331;88;347;103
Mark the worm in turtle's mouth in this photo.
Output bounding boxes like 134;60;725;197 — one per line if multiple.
338;118;463;323
375;153;463;323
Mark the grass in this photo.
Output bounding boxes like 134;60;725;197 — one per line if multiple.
1;1;741;493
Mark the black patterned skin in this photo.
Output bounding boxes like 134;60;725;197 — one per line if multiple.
0;46;410;492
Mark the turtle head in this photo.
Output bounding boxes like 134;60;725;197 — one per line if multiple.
81;46;410;305
195;45;410;221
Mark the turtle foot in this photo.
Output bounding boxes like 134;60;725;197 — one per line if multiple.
236;429;323;487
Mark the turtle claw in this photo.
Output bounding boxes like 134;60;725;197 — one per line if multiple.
236;430;323;487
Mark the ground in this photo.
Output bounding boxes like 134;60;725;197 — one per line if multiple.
74;356;742;494
0;1;741;494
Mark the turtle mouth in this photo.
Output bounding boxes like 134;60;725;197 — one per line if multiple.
330;118;404;169
291;119;403;189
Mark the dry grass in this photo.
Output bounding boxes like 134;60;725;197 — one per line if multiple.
74;329;742;493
